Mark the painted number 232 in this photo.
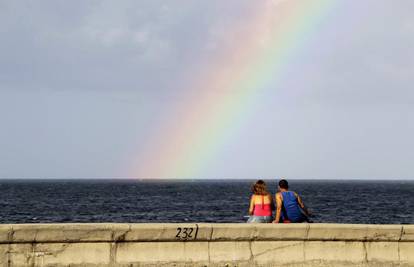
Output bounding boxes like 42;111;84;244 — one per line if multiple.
176;226;199;240
176;227;193;239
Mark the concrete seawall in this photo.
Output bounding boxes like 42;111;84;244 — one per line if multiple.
0;223;413;266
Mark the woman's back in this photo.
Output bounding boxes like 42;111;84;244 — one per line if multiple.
252;194;272;216
248;180;273;223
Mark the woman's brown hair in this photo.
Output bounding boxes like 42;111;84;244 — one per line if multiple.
251;179;269;195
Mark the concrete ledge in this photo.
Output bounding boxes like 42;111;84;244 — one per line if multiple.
307;224;404;241
0;223;412;266
402;225;414;241
1;223;412;243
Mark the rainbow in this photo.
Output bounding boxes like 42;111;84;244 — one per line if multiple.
130;0;337;178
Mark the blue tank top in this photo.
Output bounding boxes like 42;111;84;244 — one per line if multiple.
280;191;305;223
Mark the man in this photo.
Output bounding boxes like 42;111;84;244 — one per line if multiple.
273;179;310;223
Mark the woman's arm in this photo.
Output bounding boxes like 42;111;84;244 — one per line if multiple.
273;193;282;223
248;195;255;215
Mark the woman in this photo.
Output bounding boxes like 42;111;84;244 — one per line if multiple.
247;180;273;223
273;179;310;223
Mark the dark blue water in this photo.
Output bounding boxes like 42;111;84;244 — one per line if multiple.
0;179;413;224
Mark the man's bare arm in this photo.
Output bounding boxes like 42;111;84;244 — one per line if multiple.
295;192;310;216
273;193;282;223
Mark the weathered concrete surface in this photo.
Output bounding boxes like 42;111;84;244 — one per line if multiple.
0;223;412;266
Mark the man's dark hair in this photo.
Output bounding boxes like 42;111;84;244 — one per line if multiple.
278;179;289;189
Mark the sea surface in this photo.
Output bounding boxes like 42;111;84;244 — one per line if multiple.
0;179;413;224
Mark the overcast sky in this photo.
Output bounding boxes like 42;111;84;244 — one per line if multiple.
1;0;414;179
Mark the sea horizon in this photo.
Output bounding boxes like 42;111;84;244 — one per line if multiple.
1;177;414;181
1;179;413;225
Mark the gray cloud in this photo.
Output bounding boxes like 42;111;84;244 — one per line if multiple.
1;0;414;178
0;0;254;93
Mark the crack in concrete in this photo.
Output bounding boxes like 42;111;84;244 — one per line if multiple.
207;226;213;264
399;226;404;241
6;243;11;267
29;243;35;267
398;226;403;264
111;225;132;264
7;227;14;243
109;242;117;265
397;242;401;264
114;225;132;242
248;241;254;265
37;243;69;257
33;230;38;243
252;226;258;241
252;242;303;258
302;240;306;261
78;230;97;241
362;241;368;263
159;226;167;241
207;241;211;264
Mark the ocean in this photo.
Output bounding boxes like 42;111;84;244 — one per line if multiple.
0;179;413;224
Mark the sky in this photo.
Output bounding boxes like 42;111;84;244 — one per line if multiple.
0;0;414;179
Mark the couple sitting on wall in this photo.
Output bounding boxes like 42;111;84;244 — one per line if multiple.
248;179;311;223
